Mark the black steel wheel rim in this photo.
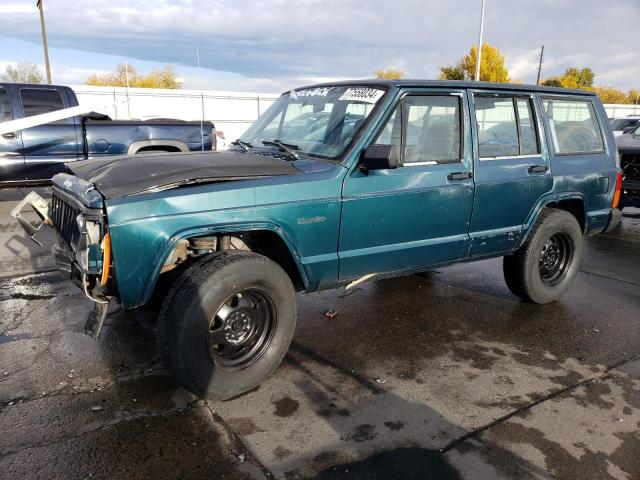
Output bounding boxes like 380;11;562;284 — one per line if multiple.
207;288;276;368
538;233;572;286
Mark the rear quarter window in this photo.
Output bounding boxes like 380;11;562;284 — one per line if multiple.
542;98;604;155
0;88;11;123
20;88;65;117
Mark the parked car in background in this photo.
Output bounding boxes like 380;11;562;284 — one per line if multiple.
13;80;621;400
610;115;640;137
0;82;216;184
615;125;640;208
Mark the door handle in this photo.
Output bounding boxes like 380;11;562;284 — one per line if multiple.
1;132;19;140
528;165;548;174
447;171;472;181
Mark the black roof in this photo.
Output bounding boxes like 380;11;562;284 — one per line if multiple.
290;79;596;97
0;81;71;90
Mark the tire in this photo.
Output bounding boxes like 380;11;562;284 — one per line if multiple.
157;250;297;400
503;208;583;304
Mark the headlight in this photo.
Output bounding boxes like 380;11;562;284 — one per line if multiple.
77;247;89;271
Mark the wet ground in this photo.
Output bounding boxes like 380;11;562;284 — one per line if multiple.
0;187;639;479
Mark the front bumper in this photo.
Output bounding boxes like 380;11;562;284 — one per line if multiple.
11;184;109;296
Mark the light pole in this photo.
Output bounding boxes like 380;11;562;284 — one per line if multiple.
474;0;486;82
36;0;52;84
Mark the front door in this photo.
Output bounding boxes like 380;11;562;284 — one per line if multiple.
18;87;80;181
0;85;26;182
338;90;475;281
467;92;553;256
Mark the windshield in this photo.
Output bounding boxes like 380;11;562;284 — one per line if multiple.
239;86;387;160
611;118;639;130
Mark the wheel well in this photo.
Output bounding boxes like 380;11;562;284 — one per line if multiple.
545;199;585;232
159;230;305;292
135;145;181;153
238;230;305;291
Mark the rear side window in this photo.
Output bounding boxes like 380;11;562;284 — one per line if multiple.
0;88;11;123
542;99;604;154
474;95;540;158
375;94;462;164
20;88;64;117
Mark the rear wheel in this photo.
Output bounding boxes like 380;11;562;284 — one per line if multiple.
503;208;583;304
157;251;296;400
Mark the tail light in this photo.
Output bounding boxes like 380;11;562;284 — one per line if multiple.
211;127;216;150
100;233;112;286
612;171;623;209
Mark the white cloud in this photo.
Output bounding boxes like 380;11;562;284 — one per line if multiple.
0;0;638;89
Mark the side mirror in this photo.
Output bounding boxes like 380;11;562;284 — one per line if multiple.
360;144;399;172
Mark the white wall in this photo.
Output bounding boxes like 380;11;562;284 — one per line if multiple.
71;85;640;143
604;104;640;118
70;85;279;144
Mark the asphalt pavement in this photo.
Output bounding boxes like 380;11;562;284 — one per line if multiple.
0;188;638;480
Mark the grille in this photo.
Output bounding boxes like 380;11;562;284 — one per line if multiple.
51;193;81;247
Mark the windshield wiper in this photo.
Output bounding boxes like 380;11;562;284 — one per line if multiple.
230;139;252;152
262;140;299;160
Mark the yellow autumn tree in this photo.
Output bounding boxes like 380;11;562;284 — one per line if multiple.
439;43;509;83
86;64;181;89
590;86;630;104
375;68;404;80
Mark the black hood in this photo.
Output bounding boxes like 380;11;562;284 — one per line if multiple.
616;133;640;155
66;150;300;198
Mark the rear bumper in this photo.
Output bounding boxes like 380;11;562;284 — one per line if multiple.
603;208;623;233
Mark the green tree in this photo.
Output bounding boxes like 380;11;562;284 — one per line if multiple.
541;77;563;87
439;43;509;82
543;67;594;90
375;68;404;80
86;64;181;89
438;66;464;80
0;62;44;83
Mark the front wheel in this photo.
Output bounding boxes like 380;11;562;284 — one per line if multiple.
157;251;297;400
503;208;583;304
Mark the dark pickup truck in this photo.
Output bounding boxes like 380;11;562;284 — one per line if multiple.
616;126;640;208
0;82;215;184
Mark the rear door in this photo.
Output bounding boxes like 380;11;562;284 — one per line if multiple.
338;89;475;280
18;86;81;181
0;85;26;182
467;91;552;256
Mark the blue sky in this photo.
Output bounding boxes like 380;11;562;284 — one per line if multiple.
0;0;638;93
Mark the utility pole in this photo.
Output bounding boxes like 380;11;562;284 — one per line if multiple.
36;0;52;84
474;0;486;82
536;45;544;85
124;62;131;119
197;47;205;151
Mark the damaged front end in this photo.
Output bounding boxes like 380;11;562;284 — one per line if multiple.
11;173;114;338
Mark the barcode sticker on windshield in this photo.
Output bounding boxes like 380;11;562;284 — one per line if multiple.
290;87;332;99
339;88;385;104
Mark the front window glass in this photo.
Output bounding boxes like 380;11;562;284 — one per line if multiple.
374;95;462;164
240;86;386;159
610;119;637;130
